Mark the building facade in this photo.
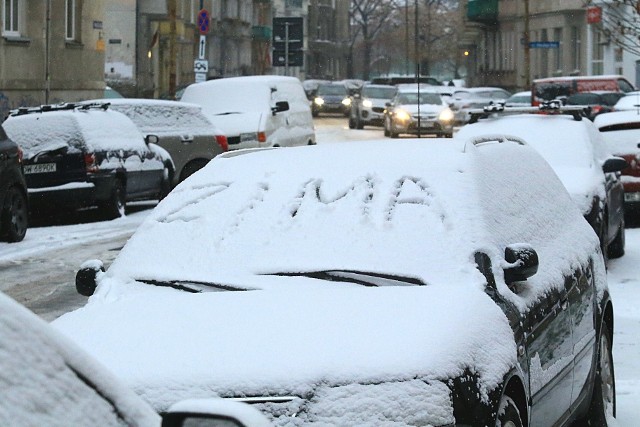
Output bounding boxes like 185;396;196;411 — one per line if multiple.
0;0;105;119
460;0;640;91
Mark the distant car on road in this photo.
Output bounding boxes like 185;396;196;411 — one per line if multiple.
566;91;625;120
56;136;613;426
95;99;229;186
312;83;351;117
0;124;28;242
348;84;396;129
447;87;511;124
3;103;172;219
505;91;531;107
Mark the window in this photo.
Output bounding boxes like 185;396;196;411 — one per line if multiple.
65;0;76;40
2;0;19;36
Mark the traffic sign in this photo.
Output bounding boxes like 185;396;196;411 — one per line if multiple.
272;17;304;68
197;9;210;35
529;41;559;49
194;59;209;73
198;35;206;59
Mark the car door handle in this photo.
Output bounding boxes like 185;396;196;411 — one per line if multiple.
181;138;194;144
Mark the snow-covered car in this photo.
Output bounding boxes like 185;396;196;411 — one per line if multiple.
91;99;229;185
612;91;640;111
348;84;396;129
595;110;640;217
54;137;614;426
448;87;511;124
383;88;454;138
457;108;627;261
3;103;173;219
505;91;531;107
181;76;316;150
0;125;28;242
0;291;272;427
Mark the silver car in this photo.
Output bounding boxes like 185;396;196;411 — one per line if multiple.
448;87;511;124
348;84;396;129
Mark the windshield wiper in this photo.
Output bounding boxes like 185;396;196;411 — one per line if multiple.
137;279;249;293
269;270;426;287
214;112;242;116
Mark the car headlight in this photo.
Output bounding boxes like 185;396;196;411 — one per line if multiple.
362;99;373;108
342;98;352;106
395;109;411;122
438;108;454;123
314;97;325;106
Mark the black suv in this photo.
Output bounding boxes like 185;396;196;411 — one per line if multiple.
3;103;172;219
0;124;28;242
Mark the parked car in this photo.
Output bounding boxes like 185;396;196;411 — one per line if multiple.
55;137;613;426
594;110;640;218
0;124;28;242
447;87;511;124
348;84;396;129
505;90;531;107
182;76;316;150
0;291;272;426
612;91;640;111
94;99;229;185
3;103;173;219
311;83;352;117
566;91;625;120
458;107;627;261
383;87;454;137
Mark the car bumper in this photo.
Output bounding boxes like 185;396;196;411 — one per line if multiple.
392;119;453;136
27;175;115;210
358;108;386;125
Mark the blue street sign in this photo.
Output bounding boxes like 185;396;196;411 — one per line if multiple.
529;41;559;48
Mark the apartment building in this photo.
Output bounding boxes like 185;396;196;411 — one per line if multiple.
0;0;105;119
460;0;640;91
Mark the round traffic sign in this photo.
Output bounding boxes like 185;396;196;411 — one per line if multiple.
197;9;210;35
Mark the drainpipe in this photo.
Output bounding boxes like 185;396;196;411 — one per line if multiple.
524;0;530;89
168;0;177;98
45;0;51;104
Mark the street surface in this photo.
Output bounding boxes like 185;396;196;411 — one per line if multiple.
0;116;637;423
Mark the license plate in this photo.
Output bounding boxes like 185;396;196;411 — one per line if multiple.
24;163;57;174
240;132;257;143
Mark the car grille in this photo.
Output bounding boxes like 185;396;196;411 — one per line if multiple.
372;107;385;113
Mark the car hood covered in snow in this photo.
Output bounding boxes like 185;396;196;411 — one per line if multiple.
53;279;515;423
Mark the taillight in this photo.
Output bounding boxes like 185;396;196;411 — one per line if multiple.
257;132;267;143
215;135;228;152
16;146;23;163
84;153;98;173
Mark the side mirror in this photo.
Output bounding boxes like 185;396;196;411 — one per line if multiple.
162;399;273;427
271;101;289;115
385;102;392;107
602;156;629;173
145;134;160;145
76;260;105;297
503;244;538;285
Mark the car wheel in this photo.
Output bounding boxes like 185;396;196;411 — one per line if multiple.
179;159;209;183
389;123;399;138
312;110;319;118
1;186;28;242
586;324;616;425
356;117;364;129
348;116;356;129
607;221;625;259
383;119;390;137
496;395;523;427
103;179;126;220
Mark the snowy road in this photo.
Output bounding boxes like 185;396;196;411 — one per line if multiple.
0;117;638;423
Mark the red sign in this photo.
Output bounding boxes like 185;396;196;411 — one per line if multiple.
587;6;601;24
197;9;210;35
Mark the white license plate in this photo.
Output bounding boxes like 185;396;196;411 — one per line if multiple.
24;163;57;174
240;132;256;143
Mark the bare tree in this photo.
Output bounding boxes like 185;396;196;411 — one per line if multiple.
350;0;399;80
585;0;640;56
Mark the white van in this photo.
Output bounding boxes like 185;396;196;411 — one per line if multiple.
181;76;316;150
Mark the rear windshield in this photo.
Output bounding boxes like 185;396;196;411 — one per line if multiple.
109;104;214;134
397;93;442;105
3;113;85;158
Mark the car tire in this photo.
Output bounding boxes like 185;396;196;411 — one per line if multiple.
586;324;616;425
356;117;364;129
496;395;523;427
312;110;319;118
103;179;126;220
383;119;390;137
1;186;28;242
348;116;356;129
607;222;625;259
179;159;209;183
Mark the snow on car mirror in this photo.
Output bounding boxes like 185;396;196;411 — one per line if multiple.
162;398;273;427
75;259;104;297
503;244;538;285
271;101;289;116
145;134;160;145
602;156;629;173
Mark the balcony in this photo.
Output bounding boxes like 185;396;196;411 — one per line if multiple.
467;0;498;24
251;25;272;41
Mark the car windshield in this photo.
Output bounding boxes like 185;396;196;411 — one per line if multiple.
317;85;347;96
362;87;396;99
397;93;442;105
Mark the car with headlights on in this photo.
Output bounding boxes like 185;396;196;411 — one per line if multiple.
311;83;351;117
0;291;272;427
348;83;396;129
54;136;614;427
458;105;627;261
383;87;454;137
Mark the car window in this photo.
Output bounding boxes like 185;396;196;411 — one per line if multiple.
362;87;396;99
567;93;600;104
108;103;214;134
618;78;635;93
317;85;347;96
